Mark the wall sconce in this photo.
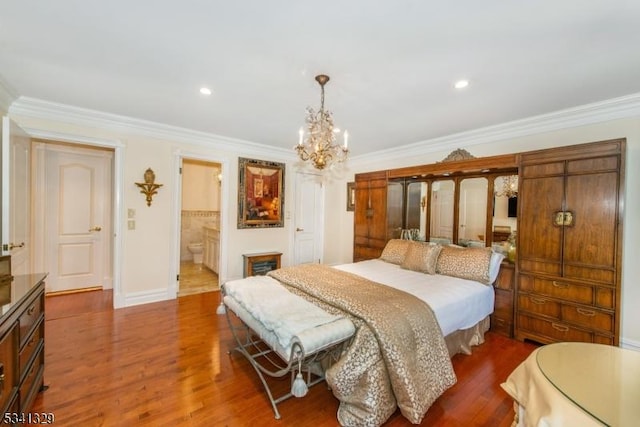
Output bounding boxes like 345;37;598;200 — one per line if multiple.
135;168;163;206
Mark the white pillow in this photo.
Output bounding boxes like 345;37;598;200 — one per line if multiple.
489;251;506;284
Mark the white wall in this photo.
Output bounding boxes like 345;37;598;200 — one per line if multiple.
8;106;298;308
182;161;220;211
325;116;640;349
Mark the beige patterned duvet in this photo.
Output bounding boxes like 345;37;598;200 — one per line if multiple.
268;264;456;426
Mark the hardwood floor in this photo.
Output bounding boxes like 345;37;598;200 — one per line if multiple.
33;290;537;426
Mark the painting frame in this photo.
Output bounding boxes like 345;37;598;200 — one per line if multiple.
238;157;285;229
346;181;355;211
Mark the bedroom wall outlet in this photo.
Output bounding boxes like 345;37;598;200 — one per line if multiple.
128;208;135;218
128;220;135;230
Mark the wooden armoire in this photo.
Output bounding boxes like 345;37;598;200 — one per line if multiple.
515;139;625;345
353;171;388;262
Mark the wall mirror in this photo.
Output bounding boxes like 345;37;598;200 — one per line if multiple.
492;175;518;242
458;177;488;246
429;180;455;244
406;181;428;237
386;180;404;239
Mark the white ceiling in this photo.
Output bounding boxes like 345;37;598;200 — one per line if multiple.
2;1;640;156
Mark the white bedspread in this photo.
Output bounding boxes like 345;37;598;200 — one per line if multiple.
333;259;494;336
223;275;344;348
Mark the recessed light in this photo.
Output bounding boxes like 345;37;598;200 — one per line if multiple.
454;80;469;89
200;87;212;95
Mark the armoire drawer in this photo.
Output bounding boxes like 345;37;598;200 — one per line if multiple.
560;304;614;334
517;294;561;319
517;314;593;343
519;275;594;306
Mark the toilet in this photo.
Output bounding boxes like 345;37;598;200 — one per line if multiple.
187;242;204;264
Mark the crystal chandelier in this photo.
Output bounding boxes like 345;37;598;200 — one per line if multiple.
496;175;519;198
295;74;348;170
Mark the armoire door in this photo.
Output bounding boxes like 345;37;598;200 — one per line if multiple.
518;163;565;276
353;171;387;261
563;156;619;284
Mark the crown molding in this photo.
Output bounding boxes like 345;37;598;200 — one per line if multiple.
8;92;640;168
351;92;640;168
9;96;295;161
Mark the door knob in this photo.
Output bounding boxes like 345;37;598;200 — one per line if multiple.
296;227;304;232
89;226;102;232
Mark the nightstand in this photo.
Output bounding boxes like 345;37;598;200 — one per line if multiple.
243;252;282;278
490;262;515;337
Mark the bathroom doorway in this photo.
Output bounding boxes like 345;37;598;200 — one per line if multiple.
179;159;222;296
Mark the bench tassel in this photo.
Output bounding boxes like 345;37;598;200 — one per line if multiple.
291;359;308;398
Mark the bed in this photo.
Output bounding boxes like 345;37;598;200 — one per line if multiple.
222;239;503;426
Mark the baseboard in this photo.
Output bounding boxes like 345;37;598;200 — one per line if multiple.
124;288;172;307
620;337;640;351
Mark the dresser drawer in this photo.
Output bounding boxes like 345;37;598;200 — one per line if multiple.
19;322;43;381
517;313;594;343
19;347;43;411
490;315;512;337
494;289;514;322
19;294;44;347
561;304;614;334
518;275;593;305
0;326;18;413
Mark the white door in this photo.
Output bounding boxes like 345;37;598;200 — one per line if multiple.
294;172;324;265
42;145;112;292
1;117;31;275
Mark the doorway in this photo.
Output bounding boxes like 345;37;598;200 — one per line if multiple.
293;171;324;265
33;141;114;294
178;158;222;296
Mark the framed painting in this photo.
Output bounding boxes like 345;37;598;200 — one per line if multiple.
346;181;355;211
238;157;285;228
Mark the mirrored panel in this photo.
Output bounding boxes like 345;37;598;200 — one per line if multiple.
492;175;518;243
429;180;455;244
406;181;428;239
458;177;488;247
387;180;404;239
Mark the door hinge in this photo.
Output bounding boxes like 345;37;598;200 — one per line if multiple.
179;167;182;174
176;274;180;281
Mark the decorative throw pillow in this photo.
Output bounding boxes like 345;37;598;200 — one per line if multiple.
436;246;493;284
401;241;442;274
379;239;411;265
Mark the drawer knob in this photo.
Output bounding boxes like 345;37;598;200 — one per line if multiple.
552;281;569;289
530;297;547;305
27;305;36;316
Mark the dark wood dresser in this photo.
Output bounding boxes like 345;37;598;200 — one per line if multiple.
0;273;47;415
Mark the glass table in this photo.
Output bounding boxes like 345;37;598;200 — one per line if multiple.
537;342;640;426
